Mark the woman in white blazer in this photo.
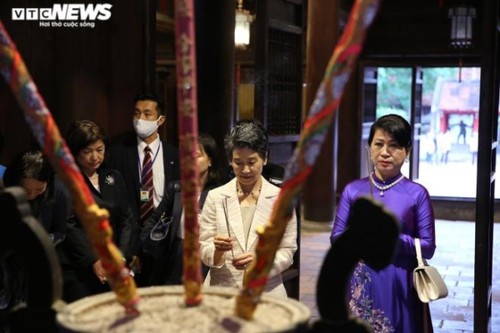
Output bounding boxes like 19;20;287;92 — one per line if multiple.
199;120;297;297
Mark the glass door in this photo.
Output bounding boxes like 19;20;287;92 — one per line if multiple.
360;66;412;179
361;66;484;198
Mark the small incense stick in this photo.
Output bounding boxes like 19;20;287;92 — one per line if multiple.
222;197;235;259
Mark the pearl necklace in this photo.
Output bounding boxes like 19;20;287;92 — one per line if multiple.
369;173;405;197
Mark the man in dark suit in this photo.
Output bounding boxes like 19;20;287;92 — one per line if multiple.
140;181;212;286
107;92;180;286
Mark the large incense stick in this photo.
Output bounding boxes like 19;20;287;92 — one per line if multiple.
0;21;139;314
174;0;203;306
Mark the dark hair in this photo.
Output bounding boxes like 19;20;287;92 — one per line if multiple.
198;132;221;190
66;120;107;158
224;119;269;161
3;150;52;187
368;114;412;150
134;92;164;115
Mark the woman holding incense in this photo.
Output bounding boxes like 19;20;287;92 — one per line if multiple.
199;119;297;297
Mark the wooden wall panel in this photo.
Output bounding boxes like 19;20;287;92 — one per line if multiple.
0;1;146;164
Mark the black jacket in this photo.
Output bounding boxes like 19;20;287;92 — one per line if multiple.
140;182;210;285
106;132;180;227
60;168;135;299
63;168;135;267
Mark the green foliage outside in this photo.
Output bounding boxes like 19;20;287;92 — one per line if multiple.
375;67;459;120
376;67;411;120
422;68;459;97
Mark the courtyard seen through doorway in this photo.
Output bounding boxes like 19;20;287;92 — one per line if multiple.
362;66;500;199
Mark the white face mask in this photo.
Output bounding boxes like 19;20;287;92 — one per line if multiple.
133;118;160;139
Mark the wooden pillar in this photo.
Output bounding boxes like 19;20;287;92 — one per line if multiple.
337;66;361;193
108;2;145;138
0;1;146;153
302;1;340;222
194;0;235;162
143;0;156;92
474;0;499;331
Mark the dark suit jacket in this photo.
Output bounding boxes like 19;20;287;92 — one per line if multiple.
3;170;68;244
141;186;210;286
106;132;180;226
29;178;68;244
106;132;180;260
61;168;135;297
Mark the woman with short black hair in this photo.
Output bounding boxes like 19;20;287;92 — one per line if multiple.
199;119;297;297
331;114;436;332
3;149;68;244
63;120;135;301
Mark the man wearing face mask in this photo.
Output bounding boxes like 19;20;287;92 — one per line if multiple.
107;92;180;286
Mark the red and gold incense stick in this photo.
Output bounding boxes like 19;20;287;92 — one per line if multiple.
0;21;139;314
236;0;381;319
174;0;203;306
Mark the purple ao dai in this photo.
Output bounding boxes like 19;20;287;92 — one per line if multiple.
330;173;436;333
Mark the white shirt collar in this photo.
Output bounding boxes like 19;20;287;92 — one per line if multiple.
137;134;161;153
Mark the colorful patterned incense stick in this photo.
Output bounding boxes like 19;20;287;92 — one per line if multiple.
0;21;139;314
236;0;381;319
174;0;203;306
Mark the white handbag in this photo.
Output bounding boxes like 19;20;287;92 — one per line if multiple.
413;238;448;303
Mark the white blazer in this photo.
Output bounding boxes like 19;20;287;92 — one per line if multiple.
199;176;298;297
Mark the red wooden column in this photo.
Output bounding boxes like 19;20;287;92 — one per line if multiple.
302;1;340;222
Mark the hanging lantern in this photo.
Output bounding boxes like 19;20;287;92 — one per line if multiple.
448;4;476;48
235;0;254;49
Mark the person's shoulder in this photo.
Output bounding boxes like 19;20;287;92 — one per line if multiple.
53;177;70;198
98;167;125;184
338;177;369;200
345;177;369;189
261;177;281;194
402;177;426;189
161;140;179;154
203;181;221;192
206;178;234;196
53;176;66;189
401;177;430;196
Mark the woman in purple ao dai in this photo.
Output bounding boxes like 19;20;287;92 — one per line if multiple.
331;114;436;333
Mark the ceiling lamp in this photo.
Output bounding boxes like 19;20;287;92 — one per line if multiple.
235;0;254;49
448;3;476;48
